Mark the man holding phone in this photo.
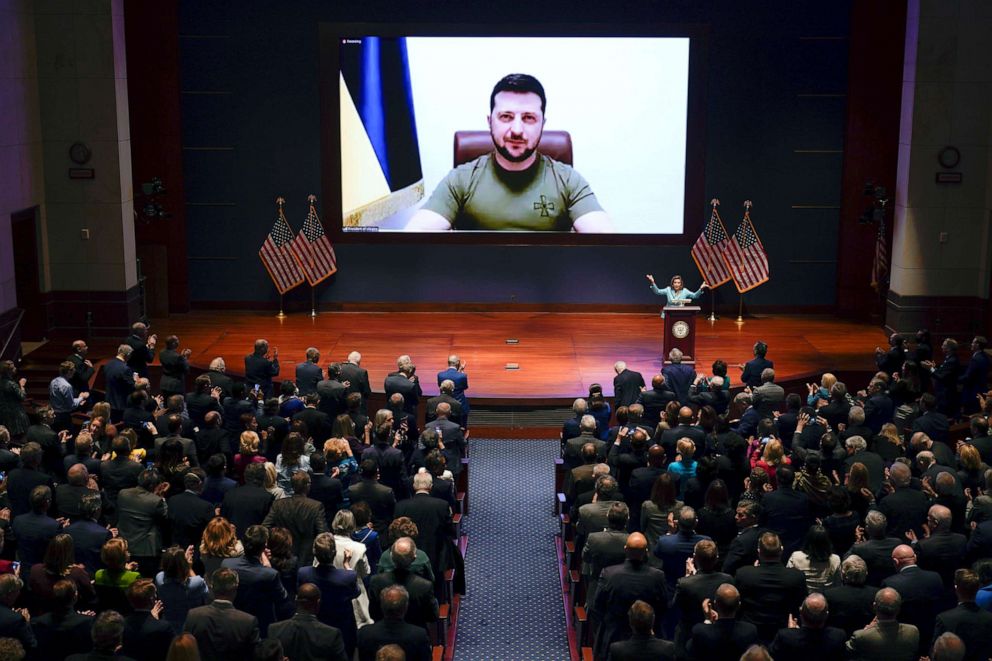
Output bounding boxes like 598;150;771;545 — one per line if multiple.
245;339;279;398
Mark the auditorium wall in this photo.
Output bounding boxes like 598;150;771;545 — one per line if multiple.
177;0;853;310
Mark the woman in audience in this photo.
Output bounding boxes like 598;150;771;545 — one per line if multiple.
378;517;434;582
712;359;731;390
156;437;191;495
807;372;837;407
641;473;683;549
267;527;299;604
587;384;611;440
0;361;29;439
349;502;381;573
325;437;359;489
164;632;202;661
233;430;266;484
94;538;141;589
198;516;243;577
155;545;209;634
277;380;305;418
667;438;698;499
750;438;789;486
186;375;221;429
275;433;311;495
845;461;876;519
28;533;95;613
264;461;288;500
958;442;989;493
794;451;833;516
740;467;770;505
116;427;146;463
0;530;14;575
821;486;859;557
786;524;841;592
697;479;735;557
872;422;904;463
333;414;367;459
331;509;372;627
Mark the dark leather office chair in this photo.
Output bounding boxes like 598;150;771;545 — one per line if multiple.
453;130;573;167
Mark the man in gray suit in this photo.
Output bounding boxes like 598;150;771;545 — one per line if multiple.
269;582;348;661
262;471;328;565
184;568;260;661
583;502;630;610
115;469;169;576
845;587;919;661
751;368;785;419
576;475;623;551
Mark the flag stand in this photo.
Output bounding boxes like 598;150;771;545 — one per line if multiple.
736;294;744;324
310;287;317;318
707;290;718;322
277;295;286;319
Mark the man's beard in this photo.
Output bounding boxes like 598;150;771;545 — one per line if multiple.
492;131;540;163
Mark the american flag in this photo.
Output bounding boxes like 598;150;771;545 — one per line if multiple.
291;195;337;286
871;216;887;291
691;203;733;287
259;199;305;294
724;205;770;293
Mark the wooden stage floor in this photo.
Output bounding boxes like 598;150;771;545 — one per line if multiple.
147;311;888;402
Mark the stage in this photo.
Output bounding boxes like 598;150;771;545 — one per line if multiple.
131;310;887;403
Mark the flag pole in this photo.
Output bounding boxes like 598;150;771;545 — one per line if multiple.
277;294;286;319
736;294;744;324
310;286;317;318
708;290;717;323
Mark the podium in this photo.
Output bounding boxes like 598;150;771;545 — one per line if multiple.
662;305;700;363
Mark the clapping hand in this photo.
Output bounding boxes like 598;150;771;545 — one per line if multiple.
645;274;656;285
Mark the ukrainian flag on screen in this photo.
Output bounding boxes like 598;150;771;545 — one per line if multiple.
340;37;424;227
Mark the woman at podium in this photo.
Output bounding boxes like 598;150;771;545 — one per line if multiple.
645;274;708;317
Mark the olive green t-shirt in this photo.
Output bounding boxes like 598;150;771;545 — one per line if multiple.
421;153;604;231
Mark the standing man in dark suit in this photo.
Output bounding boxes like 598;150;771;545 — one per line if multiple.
722;500;765;576
7;443;54;518
104;344;136;422
613;360;645;409
125;322;157;378
933;569;992;661
607;600;676;661
582;502;630;611
673;539;733;655
384;356;421;416
882;544;946;655
437;354;470;428
662;348;696;405
116;469;170;576
912;393;951;444
67;340;95;396
221;525;288;635
845;510;901;586
875;333;906;377
339;351;372;414
823;555;877;636
295;347;323;397
120;579;175;661
292;394;332;445
960;336;990;415
269;582;348;661
263;472;328;565
591;532;669;660
368;537;438;628
636;375;676;428
426;380;463;425
158;335;191;400
12;485;59;570
877;462;930;542
431;402;466;476
316;363;349;418
221;463;275;538
154;414;199;467
690;375;731;416
735;532;807;643
925;338;963;418
910;504;967;591
308;453;344;525
346;459;397;536
394;472;453;579
100;436;143;519
862;379;895;435
204;357;235;398
843;436;884;494
167;471;216;548
658;407;707;458
760;466;813;557
740;341;773;389
685;583;760;660
245;339;279;398
362;410;408;497
64;494;112;573
768;593;846;661
183;568;260;660
357;585;431;661
0;575;34;653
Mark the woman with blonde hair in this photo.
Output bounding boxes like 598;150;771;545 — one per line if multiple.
958;442;988;493
233;430;266;483
198;516;243;577
873;422;903;463
263;461;287;500
807;372;837;406
667;438;697;499
751;438;789;485
332;509;372;626
324;437;359;488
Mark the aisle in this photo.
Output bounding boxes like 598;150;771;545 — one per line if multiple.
453;439;571;661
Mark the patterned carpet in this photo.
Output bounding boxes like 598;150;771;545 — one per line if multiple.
453;439;571;661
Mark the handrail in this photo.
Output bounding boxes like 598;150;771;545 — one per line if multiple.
0;308;25;363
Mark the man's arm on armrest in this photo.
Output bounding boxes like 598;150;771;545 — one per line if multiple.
405;209;453;231
573;211;615;233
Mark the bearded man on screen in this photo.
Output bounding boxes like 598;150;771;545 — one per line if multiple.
406;73;614;232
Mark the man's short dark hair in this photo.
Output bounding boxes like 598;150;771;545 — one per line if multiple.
310;452;326;473
291;471;310;495
138;469;161;491
243;525;270;558
776;464;795;488
205;453;226;477
380;584;410;619
126;578;157;610
29;485;51;513
758;531;783;559
376;644;405;661
490;73;546;114
183;471;203;492
210;567;239;598
360;459;378;479
91;610;126;653
627;600;654;635
244;462;266;487
607;502;629;530
20;442;41;468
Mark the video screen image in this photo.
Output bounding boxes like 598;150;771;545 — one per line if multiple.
338;36;690;234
